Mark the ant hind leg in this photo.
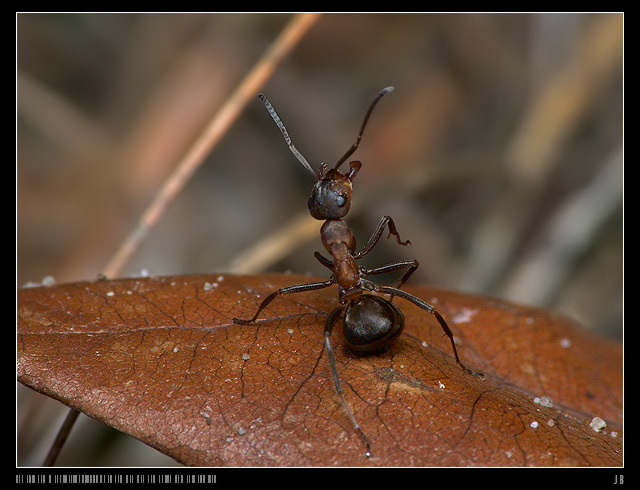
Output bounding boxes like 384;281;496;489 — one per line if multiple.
374;286;484;379
323;305;372;457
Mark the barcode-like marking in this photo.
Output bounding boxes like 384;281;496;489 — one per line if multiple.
16;473;217;484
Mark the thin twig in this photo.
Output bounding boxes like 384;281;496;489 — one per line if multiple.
42;409;80;466
102;12;321;279
502;147;623;306
226;211;320;274
461;13;623;293
43;12;321;467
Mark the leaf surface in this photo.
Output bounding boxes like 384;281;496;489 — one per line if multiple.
17;273;622;466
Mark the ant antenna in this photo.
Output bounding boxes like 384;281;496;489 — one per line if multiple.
333;86;394;171
258;93;316;178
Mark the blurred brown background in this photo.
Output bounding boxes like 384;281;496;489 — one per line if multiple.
17;13;622;466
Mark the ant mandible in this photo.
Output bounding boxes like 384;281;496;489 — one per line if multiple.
233;87;483;457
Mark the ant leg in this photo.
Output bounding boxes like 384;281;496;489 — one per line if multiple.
354;216;411;260
324;306;372;457
233;279;333;324
375;286;484;379
360;259;419;303
314;251;334;270
361;259;419;291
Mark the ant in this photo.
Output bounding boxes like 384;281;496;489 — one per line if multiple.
233;87;483;457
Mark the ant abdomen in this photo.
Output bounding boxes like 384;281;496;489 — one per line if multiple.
342;295;405;353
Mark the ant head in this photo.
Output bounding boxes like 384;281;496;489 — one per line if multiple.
308;161;361;220
258;86;393;219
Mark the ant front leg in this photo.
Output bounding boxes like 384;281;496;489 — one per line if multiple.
323;304;372;457
233;280;333;324
354;216;411;260
375;285;484;379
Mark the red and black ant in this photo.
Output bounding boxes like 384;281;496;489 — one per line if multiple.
233;87;483;457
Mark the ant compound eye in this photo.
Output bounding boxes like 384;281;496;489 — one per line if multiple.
335;194;347;207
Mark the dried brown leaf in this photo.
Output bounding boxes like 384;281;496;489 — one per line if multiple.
17;273;622;466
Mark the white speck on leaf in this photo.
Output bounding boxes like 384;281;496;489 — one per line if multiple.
533;396;554;408
41;275;56;286
560;337;572;349
452;308;478;324
590;417;606;432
